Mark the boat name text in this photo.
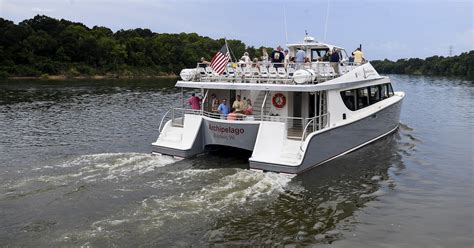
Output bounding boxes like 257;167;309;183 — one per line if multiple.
208;124;245;135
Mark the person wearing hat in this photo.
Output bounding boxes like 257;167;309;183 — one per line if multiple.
241;52;251;67
199;57;210;68
270;46;285;68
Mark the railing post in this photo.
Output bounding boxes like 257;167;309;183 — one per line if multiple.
172;108;175;124
261;91;268;121
201;89;209;116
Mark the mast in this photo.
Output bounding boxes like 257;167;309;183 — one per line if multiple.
323;0;330;41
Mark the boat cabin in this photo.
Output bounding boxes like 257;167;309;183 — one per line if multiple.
286;35;350;63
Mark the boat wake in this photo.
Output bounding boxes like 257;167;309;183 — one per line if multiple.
0;152;298;246
57;168;296;246
0;153;179;200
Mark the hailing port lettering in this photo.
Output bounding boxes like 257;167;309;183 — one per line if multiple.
363;68;376;78
208;124;245;136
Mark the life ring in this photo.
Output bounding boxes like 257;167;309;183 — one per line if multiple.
272;93;286;108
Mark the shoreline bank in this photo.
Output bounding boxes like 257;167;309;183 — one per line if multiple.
4;74;179;81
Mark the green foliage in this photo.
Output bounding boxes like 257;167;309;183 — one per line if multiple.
4;15;469;79
0;70;8;79
371;51;474;79
0;15;270;78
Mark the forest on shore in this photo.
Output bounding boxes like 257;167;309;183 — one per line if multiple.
371;51;473;79
0;15;272;79
0;15;472;80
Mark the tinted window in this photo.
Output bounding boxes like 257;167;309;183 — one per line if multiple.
369;85;381;104
357;88;369;109
388;83;394;96
311;49;330;61
341;90;356;111
340;83;395;111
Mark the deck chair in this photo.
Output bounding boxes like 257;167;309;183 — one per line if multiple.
234;67;243;83
227;67;236;81
250;67;260;83
243;67;252;83
205;67;214;81
268;67;278;83
287;67;296;83
197;67;207;81
260;67;269;83
277;67;287;84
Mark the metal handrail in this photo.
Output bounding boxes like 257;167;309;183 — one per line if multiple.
261;91;268;119
300;118;315;152
158;108;173;134
299;112;330;152
194;61;359;84
201;89;209;115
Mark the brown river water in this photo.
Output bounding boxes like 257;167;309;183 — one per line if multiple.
0;75;472;247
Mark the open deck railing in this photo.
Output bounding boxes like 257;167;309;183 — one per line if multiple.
166;107;329;141
194;61;358;84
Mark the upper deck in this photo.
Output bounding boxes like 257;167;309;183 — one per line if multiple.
178;36;384;91
177;62;385;92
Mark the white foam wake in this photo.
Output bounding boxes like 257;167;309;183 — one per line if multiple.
83;169;297;239
2;153;179;193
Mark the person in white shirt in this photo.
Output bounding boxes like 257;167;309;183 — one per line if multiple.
284;49;289;68
241;52;251;67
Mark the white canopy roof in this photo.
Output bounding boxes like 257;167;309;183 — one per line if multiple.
286;36;344;51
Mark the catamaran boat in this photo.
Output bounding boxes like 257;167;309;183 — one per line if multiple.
152;36;405;174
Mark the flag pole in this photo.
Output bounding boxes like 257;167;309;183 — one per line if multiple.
225;38;237;63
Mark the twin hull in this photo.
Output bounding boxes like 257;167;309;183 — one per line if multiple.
152;99;403;174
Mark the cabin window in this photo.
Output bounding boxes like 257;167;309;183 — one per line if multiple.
388;83;394;96
311;49;319;61
311;48;330;61
357;88;369;109
381;84;389;99
340;83;395;111
340;90;356;111
369;85;381;104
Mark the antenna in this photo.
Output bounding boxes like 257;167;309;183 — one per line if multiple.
323;0;330;41
283;4;288;44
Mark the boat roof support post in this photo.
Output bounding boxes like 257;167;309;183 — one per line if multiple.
261;91;269;121
201;89;209;115
181;87;184;108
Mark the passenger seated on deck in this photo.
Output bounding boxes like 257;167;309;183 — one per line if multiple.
304;57;311;69
217;99;229;118
227;112;238;120
244;99;253;115
199;57;210;67
251;58;260;70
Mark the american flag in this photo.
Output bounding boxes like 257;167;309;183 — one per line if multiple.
210;45;230;75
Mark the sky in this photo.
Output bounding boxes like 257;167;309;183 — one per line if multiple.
0;0;472;60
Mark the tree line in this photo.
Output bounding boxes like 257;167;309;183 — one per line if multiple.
0;15;472;79
371;51;473;79
0;15;272;79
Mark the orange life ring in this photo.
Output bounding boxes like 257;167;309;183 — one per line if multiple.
272;93;286;108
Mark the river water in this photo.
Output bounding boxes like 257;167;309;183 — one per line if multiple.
0;75;472;247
